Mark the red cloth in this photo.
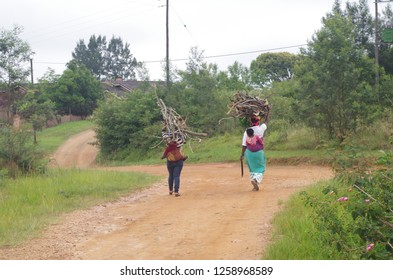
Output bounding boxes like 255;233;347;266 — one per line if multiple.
163;143;185;161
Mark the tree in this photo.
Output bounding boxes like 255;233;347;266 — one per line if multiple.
0;25;33;86
136;62;150;81
94;91;160;157
72;35;107;79
72;35;138;80
37;68;61;101
49;60;104;116
216;61;251;91
250;52;300;88
379;4;393;75
105;36;138;80
168;47;230;135
344;0;374;51
16;90;55;144
0;25;33;122
294;12;376;142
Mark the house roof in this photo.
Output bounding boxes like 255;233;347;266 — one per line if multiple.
101;79;162;96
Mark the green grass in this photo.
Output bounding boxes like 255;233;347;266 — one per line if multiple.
107;133;333;165
0;169;161;246
36;120;96;154
263;181;340;260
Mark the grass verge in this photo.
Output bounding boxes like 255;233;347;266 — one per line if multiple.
0;169;161;246
263;180;340;260
36;120;96;154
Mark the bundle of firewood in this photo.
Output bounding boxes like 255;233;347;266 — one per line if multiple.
227;91;270;118
157;98;207;145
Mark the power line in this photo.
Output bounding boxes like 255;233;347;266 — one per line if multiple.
34;43;307;65
26;0;158;41
170;5;199;47
142;43;307;64
28;7;159;45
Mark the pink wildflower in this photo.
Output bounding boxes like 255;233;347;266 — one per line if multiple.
365;199;370;203
337;197;348;202
366;243;374;251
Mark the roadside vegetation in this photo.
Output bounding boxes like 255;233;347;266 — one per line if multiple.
265;147;393;260
36;119;96;154
0;168;160;246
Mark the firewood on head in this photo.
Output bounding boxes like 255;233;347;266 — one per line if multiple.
157;98;207;146
227;91;270;119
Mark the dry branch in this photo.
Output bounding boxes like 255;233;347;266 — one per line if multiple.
227;91;270;118
157;98;207;145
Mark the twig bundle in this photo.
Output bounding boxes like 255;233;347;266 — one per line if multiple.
157;98;207;145
227;91;270;118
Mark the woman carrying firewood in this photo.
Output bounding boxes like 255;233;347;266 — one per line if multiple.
240;111;269;191
160;121;187;197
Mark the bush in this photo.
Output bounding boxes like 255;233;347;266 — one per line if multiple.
0;126;46;177
268;122;320;150
94;91;161;159
341;109;393;150
301;149;393;259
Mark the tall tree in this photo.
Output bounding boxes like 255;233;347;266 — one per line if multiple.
250;52;300;88
49;60;104;116
216;61;251;91
344;0;374;51
72;35;138;80
0;25;33;122
105;36;138;80
379;4;393;75
72;35;107;79
171;47;228;134
295;12;375;142
0;25;33;86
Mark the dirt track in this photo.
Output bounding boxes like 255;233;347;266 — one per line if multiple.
0;130;333;260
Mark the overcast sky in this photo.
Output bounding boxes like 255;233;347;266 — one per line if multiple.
0;0;381;82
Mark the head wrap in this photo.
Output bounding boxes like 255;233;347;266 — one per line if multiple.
250;115;261;126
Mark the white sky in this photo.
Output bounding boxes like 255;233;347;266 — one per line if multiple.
0;0;382;82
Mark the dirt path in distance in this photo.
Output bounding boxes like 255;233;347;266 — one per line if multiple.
0;129;333;260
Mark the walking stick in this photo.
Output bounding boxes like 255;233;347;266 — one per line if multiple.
240;158;244;177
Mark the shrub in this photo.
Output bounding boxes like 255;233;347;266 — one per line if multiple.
0;126;46;177
301;148;393;259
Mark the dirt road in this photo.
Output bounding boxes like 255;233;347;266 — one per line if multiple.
1;130;333;260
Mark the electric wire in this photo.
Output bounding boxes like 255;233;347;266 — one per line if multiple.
34;43;308;66
25;0;159;44
28;6;159;44
170;5;199;47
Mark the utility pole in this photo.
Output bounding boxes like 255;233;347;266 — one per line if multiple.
166;0;170;90
30;58;34;84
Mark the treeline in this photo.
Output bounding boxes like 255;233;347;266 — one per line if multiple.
94;0;393;160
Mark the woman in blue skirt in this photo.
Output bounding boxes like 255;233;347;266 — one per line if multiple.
240;113;268;191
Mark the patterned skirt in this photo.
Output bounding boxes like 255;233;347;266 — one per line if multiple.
245;149;266;183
